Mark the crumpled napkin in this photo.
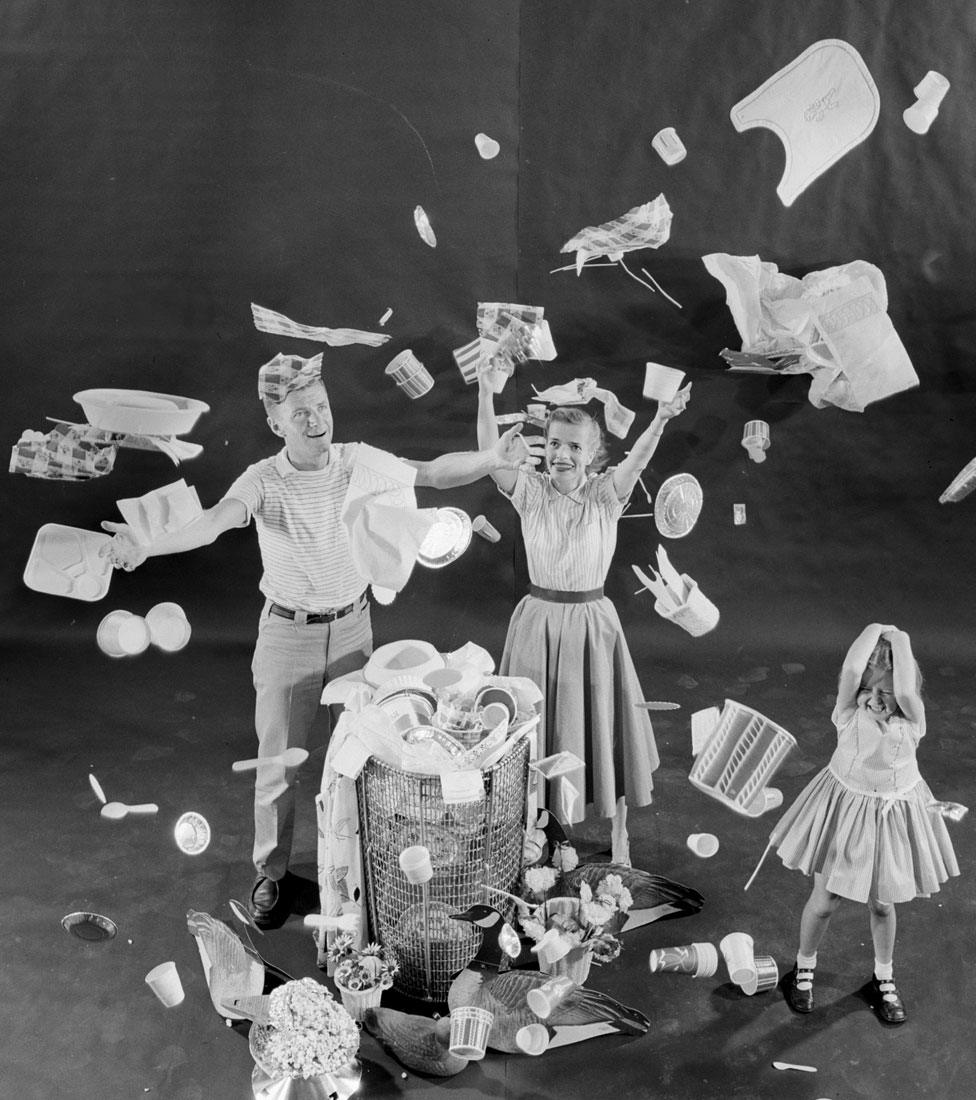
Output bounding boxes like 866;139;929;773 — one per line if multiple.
531;378;635;438
703;253;919;412
561;195;673;273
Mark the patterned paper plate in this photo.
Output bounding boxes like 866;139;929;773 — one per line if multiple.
417;508;472;568
61;911;118;941
654;473;703;538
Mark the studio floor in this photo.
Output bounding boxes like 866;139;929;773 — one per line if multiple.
2;631;972;1100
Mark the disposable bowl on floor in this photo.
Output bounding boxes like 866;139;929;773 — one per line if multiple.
97;610;150;657
146;602;191;652
61;911;118;941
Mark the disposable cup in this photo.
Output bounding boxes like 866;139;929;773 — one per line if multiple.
385;350;434;399
97;610;150;657
651;126;687;165
449;1006;493;1059
472;515;501;543
741;420;770;463
643;362;686;403
146;602;191;653
531;927;572;967
648;942;718;979
526;975;576;1018
740;954;779;996
515;1023;550;1055
145;961;185;1007
686;832;719;859
719;932;756;987
398;845;433;884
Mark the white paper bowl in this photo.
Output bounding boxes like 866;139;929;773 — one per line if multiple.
74;389;209;437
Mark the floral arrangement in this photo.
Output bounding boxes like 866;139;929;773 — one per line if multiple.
255;977;360;1079
327;932;399;992
520;872;633;966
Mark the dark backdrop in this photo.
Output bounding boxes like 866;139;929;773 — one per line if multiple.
3;0;975;674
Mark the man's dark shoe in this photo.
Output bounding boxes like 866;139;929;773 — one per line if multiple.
869;976;907;1025
784;964;815;1013
249;875;281;929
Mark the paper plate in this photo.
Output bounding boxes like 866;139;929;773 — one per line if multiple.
939;456;976;504
654;473;703;538
417;507;472;568
174;811;212;855
24;523;113;601
74;388;209;437
61;911;118;941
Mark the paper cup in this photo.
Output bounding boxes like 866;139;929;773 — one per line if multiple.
474;132;501;160
97;610;150;657
385;349;434;399
719;932;756;987
472;515;501;543
515;1023;550;1055
531;927;573;968
146;602;191;653
686;832;719;858
145;961;185;1007
740;954;779;996
526;975;576;1019
643;362;686;403
449;1006;493;1059
651;126;687;165
741;420;770;463
648;943;717;978
398;845;433;884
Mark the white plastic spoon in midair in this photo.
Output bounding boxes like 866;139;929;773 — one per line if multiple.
232;747;309;773
100;801;159;820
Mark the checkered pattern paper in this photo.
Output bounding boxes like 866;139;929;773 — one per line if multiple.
561;194;673;267
10;423;118;481
251;303;390;347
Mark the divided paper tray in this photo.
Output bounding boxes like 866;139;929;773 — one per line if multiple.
688;699;795;817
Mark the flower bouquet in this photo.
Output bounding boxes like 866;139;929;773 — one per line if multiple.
249;977;361;1099
327;933;399;1021
519;871;633;985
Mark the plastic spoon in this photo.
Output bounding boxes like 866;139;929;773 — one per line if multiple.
231;747;309;773
100;801;159;820
88;773;107;805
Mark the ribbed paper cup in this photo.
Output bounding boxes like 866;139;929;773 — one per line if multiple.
449;1006;493;1059
740;954;778;996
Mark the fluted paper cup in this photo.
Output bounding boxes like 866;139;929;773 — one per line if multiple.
449;1006;493;1059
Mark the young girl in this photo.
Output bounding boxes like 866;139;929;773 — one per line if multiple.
773;623;959;1024
476;371;690;863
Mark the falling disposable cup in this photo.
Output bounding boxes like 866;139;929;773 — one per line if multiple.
449;1006;494;1060
740;954;779;996
526;975;576;1018
903;71;950;134
145;961;185;1007
398;845;433;884
686;833;720;859
97;610;150;658
174;811;211;855
741;420;770;463
719;932;756;987
643;363;686;403
648;942;718;979
475;132;501;159
651;126;687;165
146;602;191;653
472;515;501;543
515;1023;550;1055
385;349;434;399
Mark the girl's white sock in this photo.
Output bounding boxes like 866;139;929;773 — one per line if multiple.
874;959;893;981
796;952;818;970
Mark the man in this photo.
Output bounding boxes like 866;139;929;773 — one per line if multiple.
102;352;532;927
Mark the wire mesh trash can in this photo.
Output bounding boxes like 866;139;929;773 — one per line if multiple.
357;734;530;1002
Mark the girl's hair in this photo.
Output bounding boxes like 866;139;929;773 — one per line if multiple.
546;407;609;472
